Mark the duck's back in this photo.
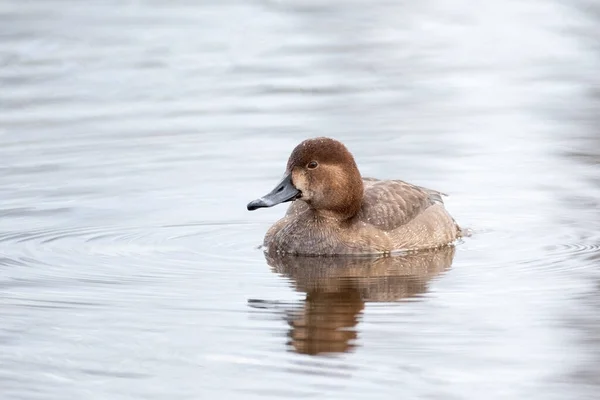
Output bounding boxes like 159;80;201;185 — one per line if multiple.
357;178;460;251
358;178;441;230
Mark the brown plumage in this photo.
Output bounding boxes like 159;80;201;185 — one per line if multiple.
247;137;461;255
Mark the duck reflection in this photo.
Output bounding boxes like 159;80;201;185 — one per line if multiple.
252;247;456;356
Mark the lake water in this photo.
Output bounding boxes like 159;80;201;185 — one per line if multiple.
1;0;599;399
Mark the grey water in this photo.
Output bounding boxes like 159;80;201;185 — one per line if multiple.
1;0;599;399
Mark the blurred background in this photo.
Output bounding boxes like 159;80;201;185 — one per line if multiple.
1;0;599;399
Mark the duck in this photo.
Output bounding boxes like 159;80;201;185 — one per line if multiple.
247;137;461;256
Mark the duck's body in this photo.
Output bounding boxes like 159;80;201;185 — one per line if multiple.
248;138;461;256
265;178;459;255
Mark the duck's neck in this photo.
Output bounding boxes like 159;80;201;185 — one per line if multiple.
318;171;364;222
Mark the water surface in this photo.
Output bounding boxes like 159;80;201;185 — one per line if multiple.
1;0;599;399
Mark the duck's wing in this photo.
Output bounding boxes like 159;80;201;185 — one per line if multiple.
414;185;447;205
358;178;443;231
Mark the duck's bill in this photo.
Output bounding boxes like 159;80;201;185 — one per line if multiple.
247;173;301;211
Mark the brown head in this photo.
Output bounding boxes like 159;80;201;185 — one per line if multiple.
247;137;364;220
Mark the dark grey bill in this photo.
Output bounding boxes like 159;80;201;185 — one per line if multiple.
247;173;301;211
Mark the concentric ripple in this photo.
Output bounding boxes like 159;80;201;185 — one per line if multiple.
544;233;600;266
0;221;263;288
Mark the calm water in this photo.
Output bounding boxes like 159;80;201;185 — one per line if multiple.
1;0;599;399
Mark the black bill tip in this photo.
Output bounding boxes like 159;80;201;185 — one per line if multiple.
246;173;301;212
247;198;268;211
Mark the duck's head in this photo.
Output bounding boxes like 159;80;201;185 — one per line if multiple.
247;137;364;219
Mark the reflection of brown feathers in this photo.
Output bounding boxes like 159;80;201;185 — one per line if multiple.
266;245;455;302
288;289;362;355
263;247;456;355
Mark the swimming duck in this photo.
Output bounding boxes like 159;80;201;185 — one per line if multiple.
247;137;461;255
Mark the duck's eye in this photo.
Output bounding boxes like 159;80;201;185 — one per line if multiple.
307;161;318;170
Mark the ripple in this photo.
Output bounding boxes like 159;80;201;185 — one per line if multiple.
0;221;257;251
0;220;262;289
545;240;600;265
0;206;73;217
0;257;27;267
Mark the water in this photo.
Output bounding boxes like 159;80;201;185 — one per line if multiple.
1;0;599;398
